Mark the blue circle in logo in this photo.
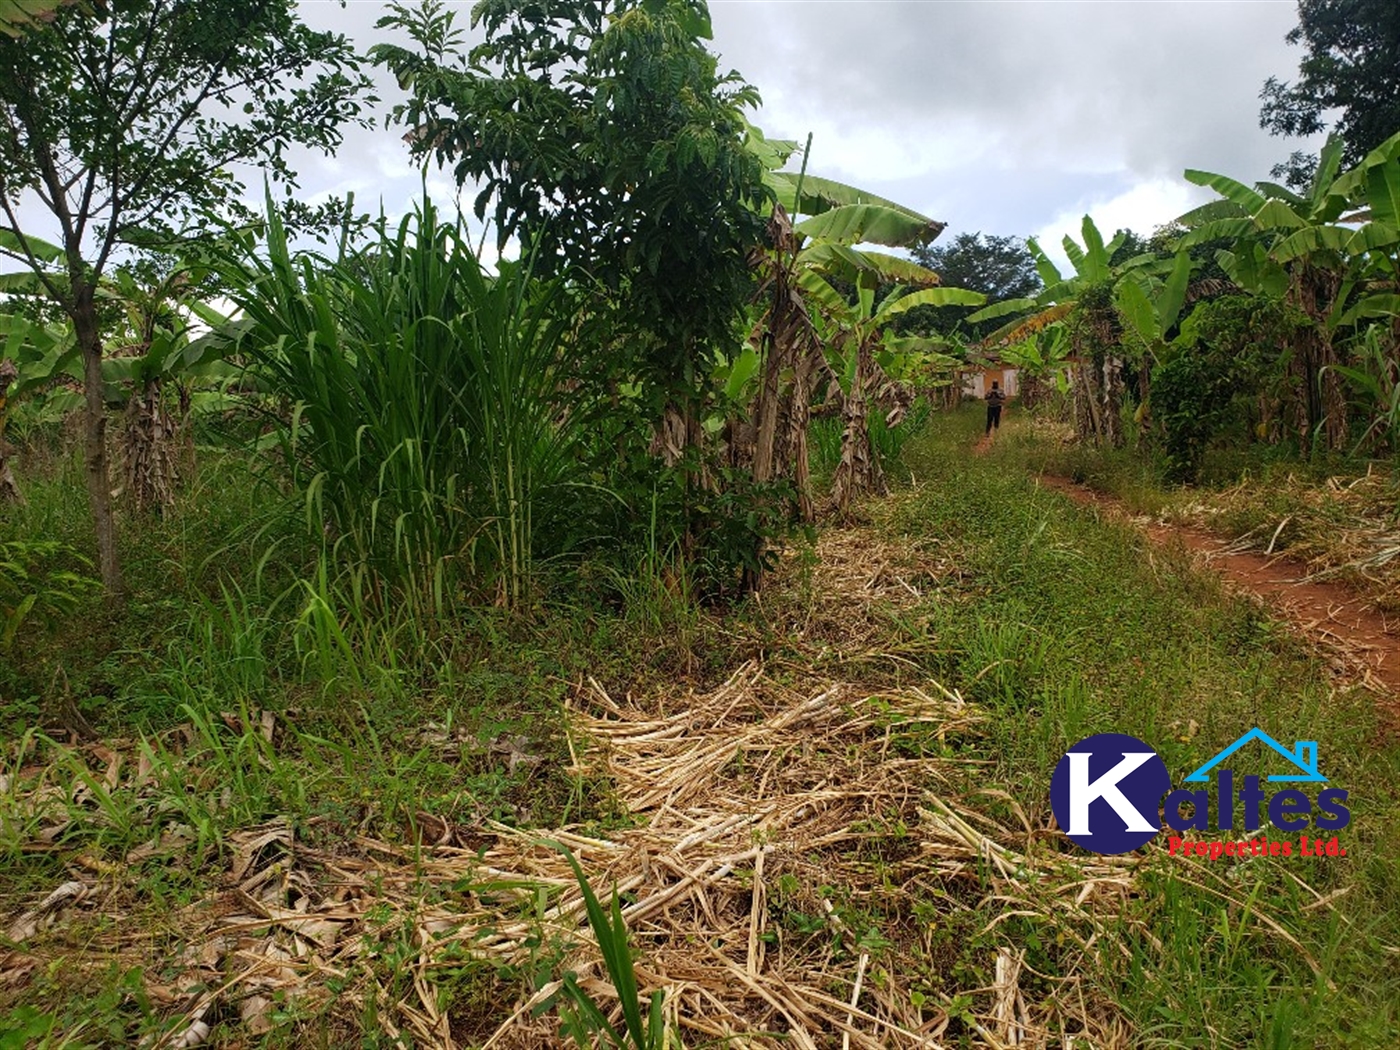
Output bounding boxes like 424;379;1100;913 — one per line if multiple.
1050;733;1170;855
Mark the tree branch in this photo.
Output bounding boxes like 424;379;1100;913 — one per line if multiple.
0;193;67;304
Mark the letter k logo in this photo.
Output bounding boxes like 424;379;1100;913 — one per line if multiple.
1067;752;1158;835
1050;733;1171;854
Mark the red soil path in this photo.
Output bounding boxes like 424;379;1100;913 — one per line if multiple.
1035;474;1400;703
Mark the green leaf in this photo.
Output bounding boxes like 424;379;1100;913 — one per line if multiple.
1176;199;1248;228
1347;222;1400;255
776;173;934;223
794;203;943;249
724;344;760;401
838;250;942;288
1365;162;1400;227
875;285;984;324
0;227;63;263
1079;215;1108;282
1252;199;1307;231
965;297;1037;325
1024;237;1063;287
1184;169;1267;214
1272;224;1351;262
548;841;645;1047
1255;181;1311;208
1340;293;1400;327
795;269;854;322
1177;218;1257;249
1114;276;1157;343
0;271;52;295
0;0;78;39
1157;250;1193;332
1061;235;1087;278
1308;133;1345;203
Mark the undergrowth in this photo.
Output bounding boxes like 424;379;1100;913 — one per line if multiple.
2;407;1398;1047
900;406;1400;1046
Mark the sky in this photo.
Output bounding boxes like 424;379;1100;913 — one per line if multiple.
286;0;1321;274
1;1;1321;277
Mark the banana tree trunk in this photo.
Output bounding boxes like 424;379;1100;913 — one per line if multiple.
125;376;179;513
1319;334;1349;452
0;360;21;504
1070;360;1099;442
1101;353;1125;448
832;337;885;515
783;342;820;524
0;455;19;504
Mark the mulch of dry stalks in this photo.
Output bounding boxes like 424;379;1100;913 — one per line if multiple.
4;515;1164;1049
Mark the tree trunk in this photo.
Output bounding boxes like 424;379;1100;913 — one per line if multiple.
126;376;179;513
1318;333;1349;452
74;284;121;595
1070;360;1098;442
1101;353;1125;448
0;360;22;504
0;445;21;504
832;337;885;515
784;344;818;524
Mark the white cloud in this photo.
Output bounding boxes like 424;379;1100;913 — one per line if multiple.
1031;177;1212;276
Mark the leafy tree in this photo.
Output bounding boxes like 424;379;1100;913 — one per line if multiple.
1178;131;1400;449
906;232;1039;339
967;217;1158;446
374;0;767;438
0;0;373;593
1154;294;1306;479
1261;0;1400;182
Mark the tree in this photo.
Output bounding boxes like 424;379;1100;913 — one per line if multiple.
0;1;373;593
745;129;950;523
799;274;980;512
1178;131;1400;449
374;0;768;455
907;232;1039;340
967;217;1151;446
1261;0;1400;182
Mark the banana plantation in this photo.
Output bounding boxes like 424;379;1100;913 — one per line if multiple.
2;0;1399;1048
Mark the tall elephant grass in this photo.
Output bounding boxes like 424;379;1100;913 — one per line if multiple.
221;197;589;613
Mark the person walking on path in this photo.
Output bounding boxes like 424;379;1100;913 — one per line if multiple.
984;380;1006;436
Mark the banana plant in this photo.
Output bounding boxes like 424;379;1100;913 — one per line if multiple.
0;265;243;510
0;314;80;502
998;324;1073;403
741;122;951;529
800;271;982;512
965;215;1148;445
1176;129;1400;449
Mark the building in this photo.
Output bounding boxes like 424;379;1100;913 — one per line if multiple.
962;364;1019;400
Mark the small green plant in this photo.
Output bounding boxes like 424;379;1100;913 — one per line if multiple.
0;540;99;652
545;841;676;1050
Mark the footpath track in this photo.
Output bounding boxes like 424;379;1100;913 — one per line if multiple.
1034;473;1400;704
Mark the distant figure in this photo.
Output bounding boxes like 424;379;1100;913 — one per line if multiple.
984;380;1006;435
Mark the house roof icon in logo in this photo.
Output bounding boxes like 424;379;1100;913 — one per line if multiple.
1183;728;1327;784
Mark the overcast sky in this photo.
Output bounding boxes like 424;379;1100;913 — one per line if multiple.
289;0;1319;272
2;1;1319;277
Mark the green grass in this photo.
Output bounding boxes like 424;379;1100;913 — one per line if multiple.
893;406;1400;1046
3;405;1399;1047
1004;409;1400;614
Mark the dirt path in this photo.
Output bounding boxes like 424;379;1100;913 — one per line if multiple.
1036;474;1400;701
